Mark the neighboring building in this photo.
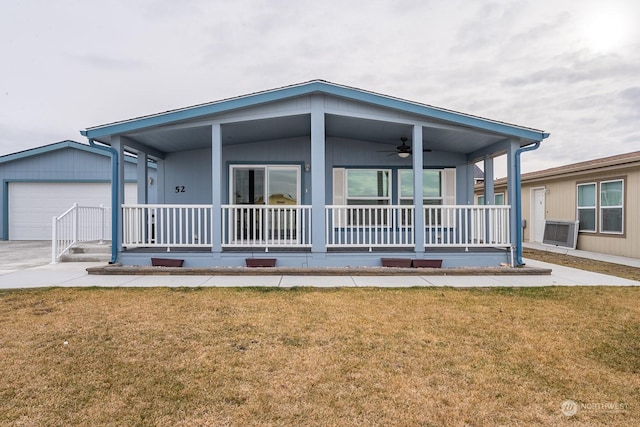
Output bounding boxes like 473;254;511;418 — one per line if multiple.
484;151;640;259
0;140;156;240
81;80;549;268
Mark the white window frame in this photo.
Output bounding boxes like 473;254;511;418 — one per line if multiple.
345;169;391;206
398;169;443;206
577;182;597;233
599;179;624;235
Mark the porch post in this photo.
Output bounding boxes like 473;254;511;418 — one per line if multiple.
506;139;520;248
310;94;326;253
465;163;475;204
111;136;126;252
413;125;424;253
137;152;148;204
483;155;494;204
211;123;222;253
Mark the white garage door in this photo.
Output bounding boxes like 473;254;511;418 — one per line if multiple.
8;182;138;240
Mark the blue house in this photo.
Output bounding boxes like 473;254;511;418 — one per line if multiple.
81;80;549;268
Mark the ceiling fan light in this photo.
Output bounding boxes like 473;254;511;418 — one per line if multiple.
397;152;410;158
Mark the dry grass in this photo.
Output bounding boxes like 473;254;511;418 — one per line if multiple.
1;286;639;426
523;247;640;281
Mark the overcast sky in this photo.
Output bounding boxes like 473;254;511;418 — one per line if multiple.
1;0;639;175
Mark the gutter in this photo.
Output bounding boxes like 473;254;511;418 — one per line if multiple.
82;133;118;264
514;141;541;266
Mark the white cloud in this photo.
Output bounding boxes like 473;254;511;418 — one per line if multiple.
0;0;639;177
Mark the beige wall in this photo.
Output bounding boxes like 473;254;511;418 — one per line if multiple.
512;165;640;258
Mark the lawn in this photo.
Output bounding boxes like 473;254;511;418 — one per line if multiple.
1;286;638;426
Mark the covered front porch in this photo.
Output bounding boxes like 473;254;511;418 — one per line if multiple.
81;80;548;268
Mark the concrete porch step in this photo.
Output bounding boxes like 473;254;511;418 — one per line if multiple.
61;241;112;262
69;243;111;254
60;252;111;262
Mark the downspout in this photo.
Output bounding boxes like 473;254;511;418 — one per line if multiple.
84;135;119;264
514;141;541;266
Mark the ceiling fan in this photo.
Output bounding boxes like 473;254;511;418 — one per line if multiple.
378;137;431;158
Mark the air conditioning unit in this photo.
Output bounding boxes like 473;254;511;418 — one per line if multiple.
542;220;579;249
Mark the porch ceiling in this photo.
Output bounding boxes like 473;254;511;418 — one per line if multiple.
121;113;510;155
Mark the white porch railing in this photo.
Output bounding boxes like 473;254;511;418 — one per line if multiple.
51;203;110;263
424;205;511;247
118;204;511;252
122;204;212;249
325;205;415;248
222;205;312;248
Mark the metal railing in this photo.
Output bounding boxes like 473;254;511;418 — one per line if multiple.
51;203;110;263
122;204;212;249
325;205;415;248
222;205;312;249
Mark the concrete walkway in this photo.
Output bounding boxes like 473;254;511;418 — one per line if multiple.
1;241;639;289
523;241;640;268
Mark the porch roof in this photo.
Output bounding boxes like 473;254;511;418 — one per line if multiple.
81;80;549;158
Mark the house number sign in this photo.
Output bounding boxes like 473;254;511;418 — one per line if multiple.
175;186;186;193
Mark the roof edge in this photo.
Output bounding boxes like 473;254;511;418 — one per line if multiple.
82;80;549;142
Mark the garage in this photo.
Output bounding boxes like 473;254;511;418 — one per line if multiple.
8;182;138;240
1;140;156;241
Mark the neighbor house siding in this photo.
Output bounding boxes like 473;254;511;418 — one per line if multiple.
491;155;640;259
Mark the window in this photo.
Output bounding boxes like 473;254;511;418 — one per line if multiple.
477;193;504;205
398;169;442;205
600;179;623;234
577;183;596;232
576;179;624;234
345;169;391;226
345;169;390;205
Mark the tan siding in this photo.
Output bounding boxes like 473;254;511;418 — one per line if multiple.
519;165;640;258
481;154;640;258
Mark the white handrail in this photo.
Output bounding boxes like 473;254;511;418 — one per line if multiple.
122;204;212;249
51;204;110;263
222;205;312;249
117;204;512;252
325;205;415;248
424;205;511;247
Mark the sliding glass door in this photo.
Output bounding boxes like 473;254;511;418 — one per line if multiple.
231;165;300;242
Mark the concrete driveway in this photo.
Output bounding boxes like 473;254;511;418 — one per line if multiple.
0;241;52;270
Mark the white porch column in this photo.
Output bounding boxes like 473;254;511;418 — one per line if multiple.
111;136;126;251
310;95;326;253
413;125;424;253
506;139;520;245
137;152;148;204
483;155;494;204
211;123;223;253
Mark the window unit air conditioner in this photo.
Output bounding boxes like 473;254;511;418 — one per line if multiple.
542;220;579;249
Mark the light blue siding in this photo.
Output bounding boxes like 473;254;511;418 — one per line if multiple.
0;142;155;240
